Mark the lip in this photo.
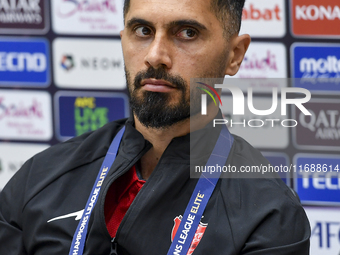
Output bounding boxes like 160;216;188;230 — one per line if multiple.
141;79;176;92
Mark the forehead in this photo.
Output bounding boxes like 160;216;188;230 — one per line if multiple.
125;0;217;26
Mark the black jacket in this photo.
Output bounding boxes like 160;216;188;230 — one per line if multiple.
0;116;310;255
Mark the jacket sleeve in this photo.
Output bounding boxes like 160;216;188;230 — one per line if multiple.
0;160;31;255
239;182;311;255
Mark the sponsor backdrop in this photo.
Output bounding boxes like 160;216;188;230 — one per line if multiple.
0;0;339;254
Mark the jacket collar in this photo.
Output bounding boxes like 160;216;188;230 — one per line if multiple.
119;111;224;162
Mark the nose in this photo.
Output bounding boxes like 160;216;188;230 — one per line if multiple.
144;34;172;70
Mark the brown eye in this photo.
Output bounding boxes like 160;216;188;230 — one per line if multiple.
177;28;197;39
135;26;152;37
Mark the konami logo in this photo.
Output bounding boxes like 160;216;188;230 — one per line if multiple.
291;0;340;37
239;0;285;38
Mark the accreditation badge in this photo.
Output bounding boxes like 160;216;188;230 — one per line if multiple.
171;215;208;255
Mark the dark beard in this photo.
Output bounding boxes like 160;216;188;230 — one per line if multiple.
128;67;196;129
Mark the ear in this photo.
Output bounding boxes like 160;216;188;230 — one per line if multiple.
120;30;124;39
225;34;251;76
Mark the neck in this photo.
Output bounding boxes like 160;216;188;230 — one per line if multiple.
135;103;218;179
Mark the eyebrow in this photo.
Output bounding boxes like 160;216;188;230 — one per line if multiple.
167;20;207;31
125;18;207;31
126;18;153;29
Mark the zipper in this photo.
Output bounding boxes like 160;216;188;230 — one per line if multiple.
110;237;118;255
98;141;152;243
113;139;179;243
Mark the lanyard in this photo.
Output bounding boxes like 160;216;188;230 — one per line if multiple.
69;124;233;255
167;124;234;255
69;126;125;255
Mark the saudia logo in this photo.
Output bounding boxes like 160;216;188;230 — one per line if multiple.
199;83;312;128
240;51;278;72
57;0;118;18
0;97;43;120
74;97;108;136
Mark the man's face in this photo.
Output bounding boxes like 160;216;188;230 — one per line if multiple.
121;0;231;128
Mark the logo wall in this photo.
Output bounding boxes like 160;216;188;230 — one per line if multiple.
53;38;125;89
291;0;340;37
0;38;50;87
0;90;52;140
55;91;129;140
0;142;49;190
292;43;340;92
295;154;340;206
51;0;124;35
239;0;286;38
305;207;340;255
228;42;287;92
293;99;340;150
0;0;48;33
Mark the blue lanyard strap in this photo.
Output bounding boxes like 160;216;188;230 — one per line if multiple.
69;124;233;255
167;125;234;255
69;126;125;255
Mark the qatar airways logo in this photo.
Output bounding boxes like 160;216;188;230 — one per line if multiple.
240;51;278;72
57;0;117;18
0;97;43;120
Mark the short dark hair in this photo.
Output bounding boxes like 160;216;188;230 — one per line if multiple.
123;0;245;38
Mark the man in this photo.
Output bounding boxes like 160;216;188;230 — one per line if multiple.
0;0;310;254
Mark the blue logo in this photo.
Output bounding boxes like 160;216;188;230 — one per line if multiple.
292;43;340;92
294;154;340;206
0;38;50;87
55;92;129;141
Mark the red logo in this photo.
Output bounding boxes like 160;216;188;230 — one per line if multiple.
243;4;281;21
171;215;208;255
291;0;340;37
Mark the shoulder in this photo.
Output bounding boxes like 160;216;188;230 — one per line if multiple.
219;134;310;253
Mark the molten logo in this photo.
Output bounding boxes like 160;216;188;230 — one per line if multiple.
300;56;340;74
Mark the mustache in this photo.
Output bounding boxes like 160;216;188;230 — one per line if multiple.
134;67;187;91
